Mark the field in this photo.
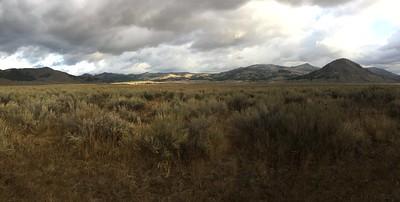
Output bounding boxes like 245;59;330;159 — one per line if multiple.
0;83;399;201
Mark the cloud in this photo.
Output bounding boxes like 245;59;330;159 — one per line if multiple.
0;0;250;55
359;30;400;72
0;0;399;75
275;0;354;7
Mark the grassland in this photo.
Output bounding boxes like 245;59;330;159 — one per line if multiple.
0;83;399;201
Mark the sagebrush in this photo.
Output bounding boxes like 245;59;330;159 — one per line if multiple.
0;84;399;201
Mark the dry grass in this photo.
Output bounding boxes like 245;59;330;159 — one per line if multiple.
0;83;399;201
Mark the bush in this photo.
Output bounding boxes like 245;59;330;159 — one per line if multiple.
79;113;131;144
0;93;12;105
184;116;210;160
57;103;132;147
229;103;347;165
107;97;146;111
0;101;38;132
388;99;400;119
47;94;77;114
135;116;189;163
226;93;254;111
135;115;209;164
284;93;306;104
0;118;13;153
348;86;397;105
181;98;227;118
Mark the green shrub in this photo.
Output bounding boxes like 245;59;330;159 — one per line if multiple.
88;92;111;107
388;99;400;119
181;98;227;118
57;103;132;146
135;116;189;162
348;86;397;105
0;101;37;132
184;116;210;160
107;97;146;111
284;93;306;104
81;113;130;143
226;93;254;111
0;93;12;105
142;91;155;101
0;118;13;153
135;115;209;164
229;103;348;164
47;94;77;114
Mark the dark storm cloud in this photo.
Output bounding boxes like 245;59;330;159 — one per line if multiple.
0;0;250;61
360;31;400;67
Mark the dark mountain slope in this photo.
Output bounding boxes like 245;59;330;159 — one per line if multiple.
295;58;393;83
367;67;400;81
211;63;318;81
86;72;211;82
0;67;80;83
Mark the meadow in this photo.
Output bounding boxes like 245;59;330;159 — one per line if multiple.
0;83;399;201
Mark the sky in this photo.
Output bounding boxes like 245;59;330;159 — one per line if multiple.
0;0;399;75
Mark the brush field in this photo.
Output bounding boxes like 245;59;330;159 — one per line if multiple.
0;83;399;201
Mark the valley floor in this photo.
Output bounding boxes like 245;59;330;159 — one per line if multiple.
0;83;399;201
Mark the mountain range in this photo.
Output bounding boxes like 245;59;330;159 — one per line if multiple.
0;67;81;84
211;63;319;81
294;58;399;82
0;58;398;84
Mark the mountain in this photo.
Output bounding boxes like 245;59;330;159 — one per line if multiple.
87;72;211;82
292;63;320;73
0;67;80;84
84;63;318;82
367;67;400;81
1;60;397;84
211;63;319;81
85;73;137;83
295;58;394;83
135;72;210;81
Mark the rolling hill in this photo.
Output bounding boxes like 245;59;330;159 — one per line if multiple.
295;58;395;83
0;67;80;84
367;67;400;81
80;63;319;82
85;72;212;82
211;63;319;81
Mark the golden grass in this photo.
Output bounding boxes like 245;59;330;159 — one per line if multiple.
0;83;399;201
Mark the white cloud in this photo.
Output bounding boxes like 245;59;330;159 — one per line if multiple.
0;51;32;69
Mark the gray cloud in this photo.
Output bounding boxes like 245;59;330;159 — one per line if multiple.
359;30;400;72
0;0;250;58
276;0;355;7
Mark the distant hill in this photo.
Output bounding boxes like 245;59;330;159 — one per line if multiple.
86;72;211;82
295;58;394;83
367;67;400;81
211;63;319;81
0;67;80;84
82;73;137;83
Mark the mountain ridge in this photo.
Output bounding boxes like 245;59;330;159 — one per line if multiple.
294;58;397;83
0;67;81;84
0;59;398;83
367;67;400;81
